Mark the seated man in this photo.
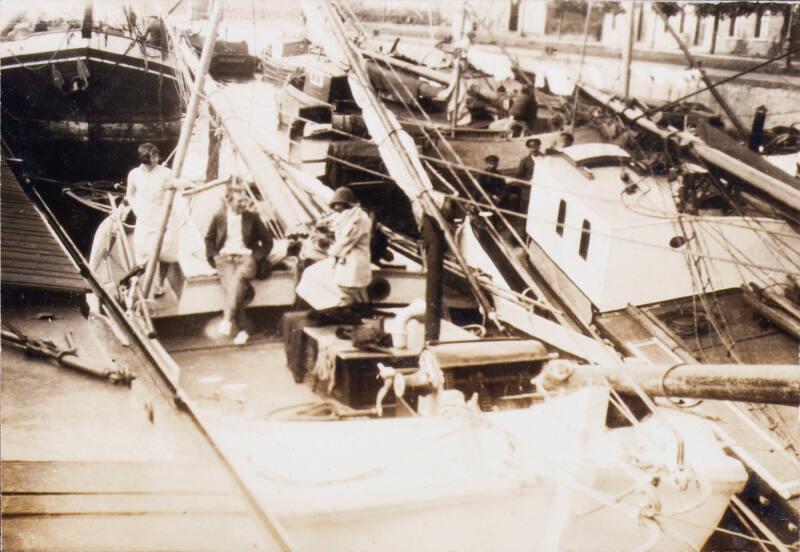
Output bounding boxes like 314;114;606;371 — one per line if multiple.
205;186;273;345
508;85;538;132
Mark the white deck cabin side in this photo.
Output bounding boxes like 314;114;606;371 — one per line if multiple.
526;144;800;314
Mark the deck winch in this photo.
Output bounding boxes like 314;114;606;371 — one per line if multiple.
377;339;556;414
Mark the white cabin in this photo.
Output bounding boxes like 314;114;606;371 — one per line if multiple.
525;144;800;318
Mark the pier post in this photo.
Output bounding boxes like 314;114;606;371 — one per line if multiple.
621;2;635;99
749;106;767;152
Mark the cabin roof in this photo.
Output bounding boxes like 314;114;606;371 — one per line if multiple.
535;151;678;229
561;143;631;167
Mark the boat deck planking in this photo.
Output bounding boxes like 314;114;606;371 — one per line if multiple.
1;157;88;293
1;301;285;552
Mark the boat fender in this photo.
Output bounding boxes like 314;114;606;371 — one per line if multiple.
51;64;65;92
72;60;90;92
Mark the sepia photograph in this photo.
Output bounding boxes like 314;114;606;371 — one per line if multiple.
1;0;798;550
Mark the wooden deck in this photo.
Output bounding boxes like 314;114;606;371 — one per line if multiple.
1;300;287;551
0;156;88;293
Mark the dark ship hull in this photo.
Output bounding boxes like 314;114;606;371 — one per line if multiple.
1;29;184;182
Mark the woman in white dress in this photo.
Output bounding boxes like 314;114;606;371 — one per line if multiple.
125;143;179;297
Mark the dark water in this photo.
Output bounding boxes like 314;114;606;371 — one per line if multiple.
34;181;112;256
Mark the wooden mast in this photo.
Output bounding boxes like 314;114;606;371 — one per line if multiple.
540;360;800;407
141;0;224;297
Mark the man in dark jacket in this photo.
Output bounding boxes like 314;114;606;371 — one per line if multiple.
517;137;541;182
205;186;273;345
478;154;506;204
507;137;541;216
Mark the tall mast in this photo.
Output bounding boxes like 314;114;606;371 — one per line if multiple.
141;0;224;297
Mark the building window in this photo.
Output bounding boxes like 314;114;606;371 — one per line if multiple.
556;200;566;236
694;17;704;45
636;4;645;41
509;0;520;32
578;219;591;259
728;15;736;37
755;8;763;38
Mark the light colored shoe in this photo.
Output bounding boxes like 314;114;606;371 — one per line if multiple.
233;330;249;346
217;319;233;337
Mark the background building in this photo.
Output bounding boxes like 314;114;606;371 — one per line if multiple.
357;1;797;60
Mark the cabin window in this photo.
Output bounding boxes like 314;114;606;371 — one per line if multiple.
578;219;591;260
308;72;325;88
728;15;736;37
556;200;566;236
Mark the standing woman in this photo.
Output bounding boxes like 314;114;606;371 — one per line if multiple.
125;142;179;297
328;187;372;306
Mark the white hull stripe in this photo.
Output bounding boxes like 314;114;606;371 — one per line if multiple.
1;55;178;81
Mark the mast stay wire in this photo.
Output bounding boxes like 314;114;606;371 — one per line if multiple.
331;2;704;454
306;8;792;506
323;0;504;330
622;122;800;467
332;15;800;544
280;92;800;241
283;113;800;268
332;0;594;333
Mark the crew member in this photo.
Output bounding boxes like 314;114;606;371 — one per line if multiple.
205;186;274;345
508;85;538;132
510;137;542;217
517;138;541;182
478;154;506;205
125;142;178;297
328;186;373;306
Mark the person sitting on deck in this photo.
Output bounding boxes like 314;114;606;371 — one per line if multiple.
328;186;373;307
478;154;506;205
125;142;178;298
205;186;274;346
508;85;538;132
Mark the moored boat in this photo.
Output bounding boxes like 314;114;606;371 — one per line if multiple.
69;4;754;548
0;2;184;181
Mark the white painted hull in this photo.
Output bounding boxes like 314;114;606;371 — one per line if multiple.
210;388;746;551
